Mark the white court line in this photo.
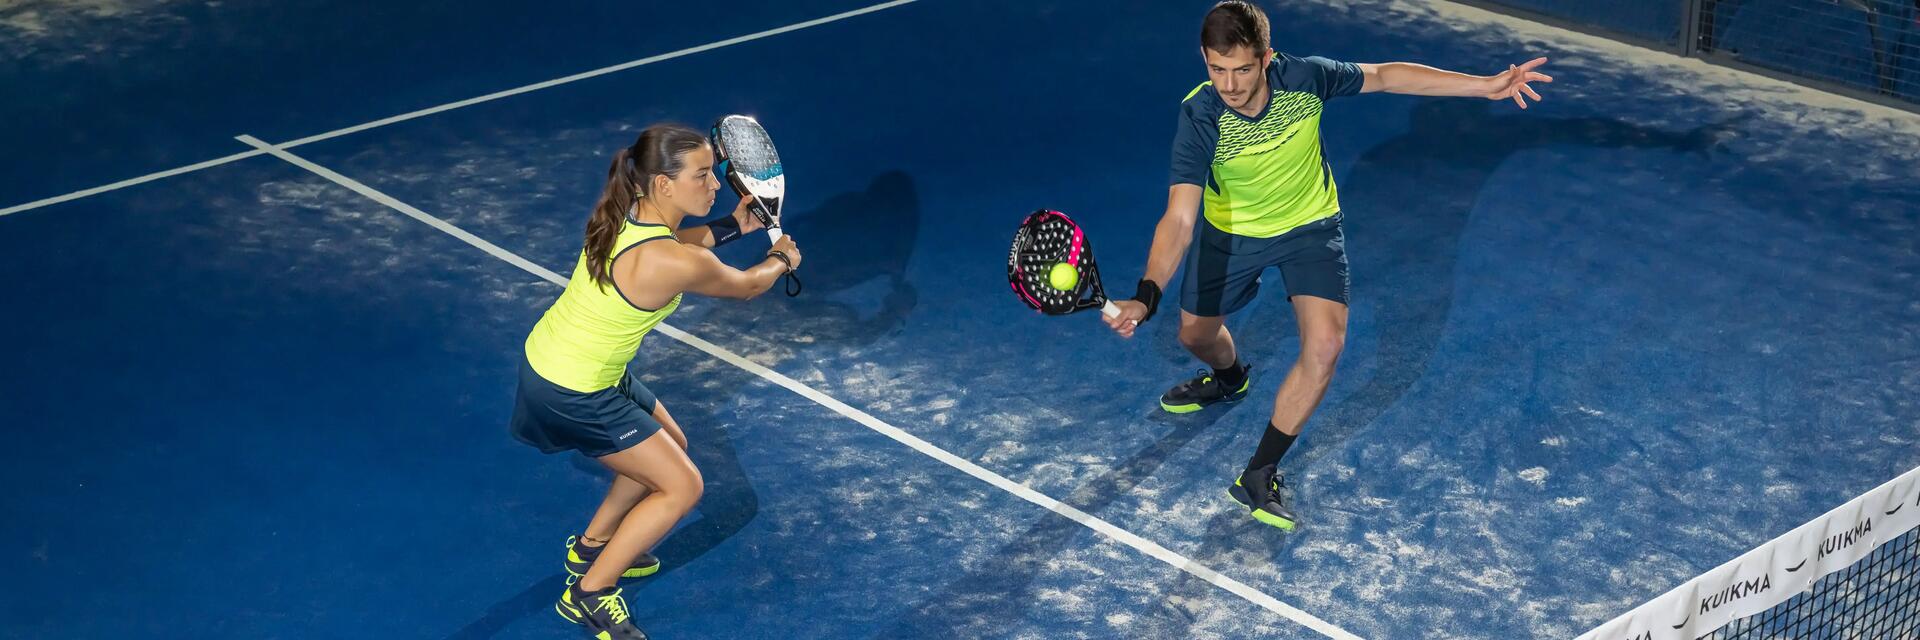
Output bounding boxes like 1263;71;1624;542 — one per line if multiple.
0;0;918;219
0;150;266;217
274;0;917;149
234;133;1366;640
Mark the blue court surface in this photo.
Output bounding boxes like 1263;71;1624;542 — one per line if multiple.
4;1;1919;638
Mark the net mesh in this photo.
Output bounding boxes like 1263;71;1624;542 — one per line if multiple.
1703;522;1920;640
1699;0;1920;103
1452;0;1920;107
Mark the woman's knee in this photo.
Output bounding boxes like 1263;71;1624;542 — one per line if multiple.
654;463;704;507
605;432;704;506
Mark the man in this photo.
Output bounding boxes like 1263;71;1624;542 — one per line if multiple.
1102;0;1551;531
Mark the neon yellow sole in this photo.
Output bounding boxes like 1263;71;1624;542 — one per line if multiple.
1251;508;1297;531
556;599;583;624
566;560;662;580
1160;401;1202;413
1159;379;1251;414
1226;487;1296;531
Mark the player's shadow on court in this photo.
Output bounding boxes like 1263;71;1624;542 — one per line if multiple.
682;170;921;350
1275;100;1728;471
632;172;919;579
886;101;1728;636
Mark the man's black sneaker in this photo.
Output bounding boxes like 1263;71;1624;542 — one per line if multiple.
1228;464;1298;531
1159;365;1252;413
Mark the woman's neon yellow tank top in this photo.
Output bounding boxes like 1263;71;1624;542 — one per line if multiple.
523;219;681;393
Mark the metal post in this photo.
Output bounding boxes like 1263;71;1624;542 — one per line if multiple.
1680;0;1705;56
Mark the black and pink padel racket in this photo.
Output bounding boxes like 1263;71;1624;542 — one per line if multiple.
1007;209;1118;318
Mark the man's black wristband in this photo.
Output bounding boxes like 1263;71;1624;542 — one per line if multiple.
1132;279;1163;323
707;215;743;247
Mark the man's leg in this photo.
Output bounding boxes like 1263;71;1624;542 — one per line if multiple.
1165;219;1260;414
1177;311;1236;369
1232;215;1352;530
1265;294;1347;441
1161;311;1255;413
1230;294;1346;530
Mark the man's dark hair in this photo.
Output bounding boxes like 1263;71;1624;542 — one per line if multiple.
1201;1;1270;56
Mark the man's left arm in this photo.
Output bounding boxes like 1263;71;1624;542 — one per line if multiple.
1357;57;1553;108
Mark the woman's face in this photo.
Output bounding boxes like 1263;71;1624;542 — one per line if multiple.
657;145;721;217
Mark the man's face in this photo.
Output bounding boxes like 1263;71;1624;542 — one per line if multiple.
1203;45;1270;111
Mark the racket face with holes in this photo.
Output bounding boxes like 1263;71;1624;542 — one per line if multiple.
1007;209;1112;316
710;115;784;234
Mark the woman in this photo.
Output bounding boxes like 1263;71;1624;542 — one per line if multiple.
510;124;801;639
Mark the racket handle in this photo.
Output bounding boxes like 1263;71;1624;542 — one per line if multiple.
767;227;784;243
1100;300;1119;318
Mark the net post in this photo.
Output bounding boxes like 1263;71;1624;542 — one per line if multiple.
1679;0;1704;57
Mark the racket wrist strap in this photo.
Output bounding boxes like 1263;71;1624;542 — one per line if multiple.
1132;279;1163;322
765;251;802;297
706;215;743;247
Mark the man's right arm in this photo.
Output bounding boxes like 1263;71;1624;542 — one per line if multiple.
1106;96;1214;338
1142;183;1203;289
1105;183;1202;337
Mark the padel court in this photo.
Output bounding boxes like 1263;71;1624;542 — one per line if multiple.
3;1;1917;638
